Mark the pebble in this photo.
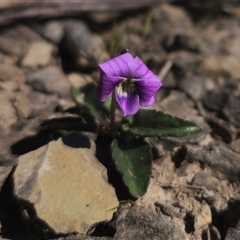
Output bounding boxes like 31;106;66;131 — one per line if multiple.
20;40;57;68
27;66;71;98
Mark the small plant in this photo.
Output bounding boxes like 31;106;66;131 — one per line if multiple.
41;50;201;198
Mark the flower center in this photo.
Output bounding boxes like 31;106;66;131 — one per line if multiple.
117;78;136;96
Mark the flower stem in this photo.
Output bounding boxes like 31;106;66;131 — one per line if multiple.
110;91;116;131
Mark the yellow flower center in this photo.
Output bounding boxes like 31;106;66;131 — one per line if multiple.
117;78;136;96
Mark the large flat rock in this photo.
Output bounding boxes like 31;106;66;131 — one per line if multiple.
14;133;118;234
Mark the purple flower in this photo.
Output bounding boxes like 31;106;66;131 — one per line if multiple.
97;52;162;116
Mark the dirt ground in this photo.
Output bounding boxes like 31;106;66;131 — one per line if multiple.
1;1;240;240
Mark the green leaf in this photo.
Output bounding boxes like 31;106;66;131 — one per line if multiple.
72;83;103;116
122;109;201;137
111;138;152;197
71;86;80;99
72;83;110;125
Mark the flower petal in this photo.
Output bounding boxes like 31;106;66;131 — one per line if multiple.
98;53;136;78
135;78;162;106
142;96;155;106
115;88;140;116
133;56;162;106
133;56;158;79
97;72;122;101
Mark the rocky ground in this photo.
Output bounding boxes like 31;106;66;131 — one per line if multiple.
0;2;240;240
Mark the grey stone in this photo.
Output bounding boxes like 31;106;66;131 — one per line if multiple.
192;170;220;191
27;66;71;98
178;75;207;101
162;31;200;52
41;21;64;44
0;63;25;82
225;220;240;240
26;90;59;118
227;195;240;229
168;51;203;73
230;139;240;154
109;205;187;240
186;142;240;182
62;20;109;70
0;24;42;58
223;95;240;128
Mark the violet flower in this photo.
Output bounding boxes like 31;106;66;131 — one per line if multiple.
97;52;162;116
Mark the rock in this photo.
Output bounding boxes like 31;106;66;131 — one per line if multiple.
230;139;240;154
106;3;197;73
26;90;59;118
137;174;174;213
192;200;212;235
178;75;207;101
61;20;109;71
201;55;240;78
40;21;65;44
202;80;240;129
203;80;237;112
12;92;32;119
0;63;25;82
168;51;203;73
221;36;240;57
225;220;240;240
0;24;42;58
57;236;112;240
177;197;212;236
0;127;35;194
14;133;118;234
27;66;71;98
177;162;201;183
0;166;12;191
20;40;57;68
67;73;94;89
0;69;59;122
152;4;193;33
162;32;200;53
0;119;41;166
155;91;198;117
192;170;220;191
198;18;240;55
0;51;16;65
0;90;18;133
152;153;176;184
0;81;19;92
221;196;240;239
223;95;240;128
109;205;187;239
227;195;240;228
155;201;185;219
185;142;240;182
198;101;237;144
